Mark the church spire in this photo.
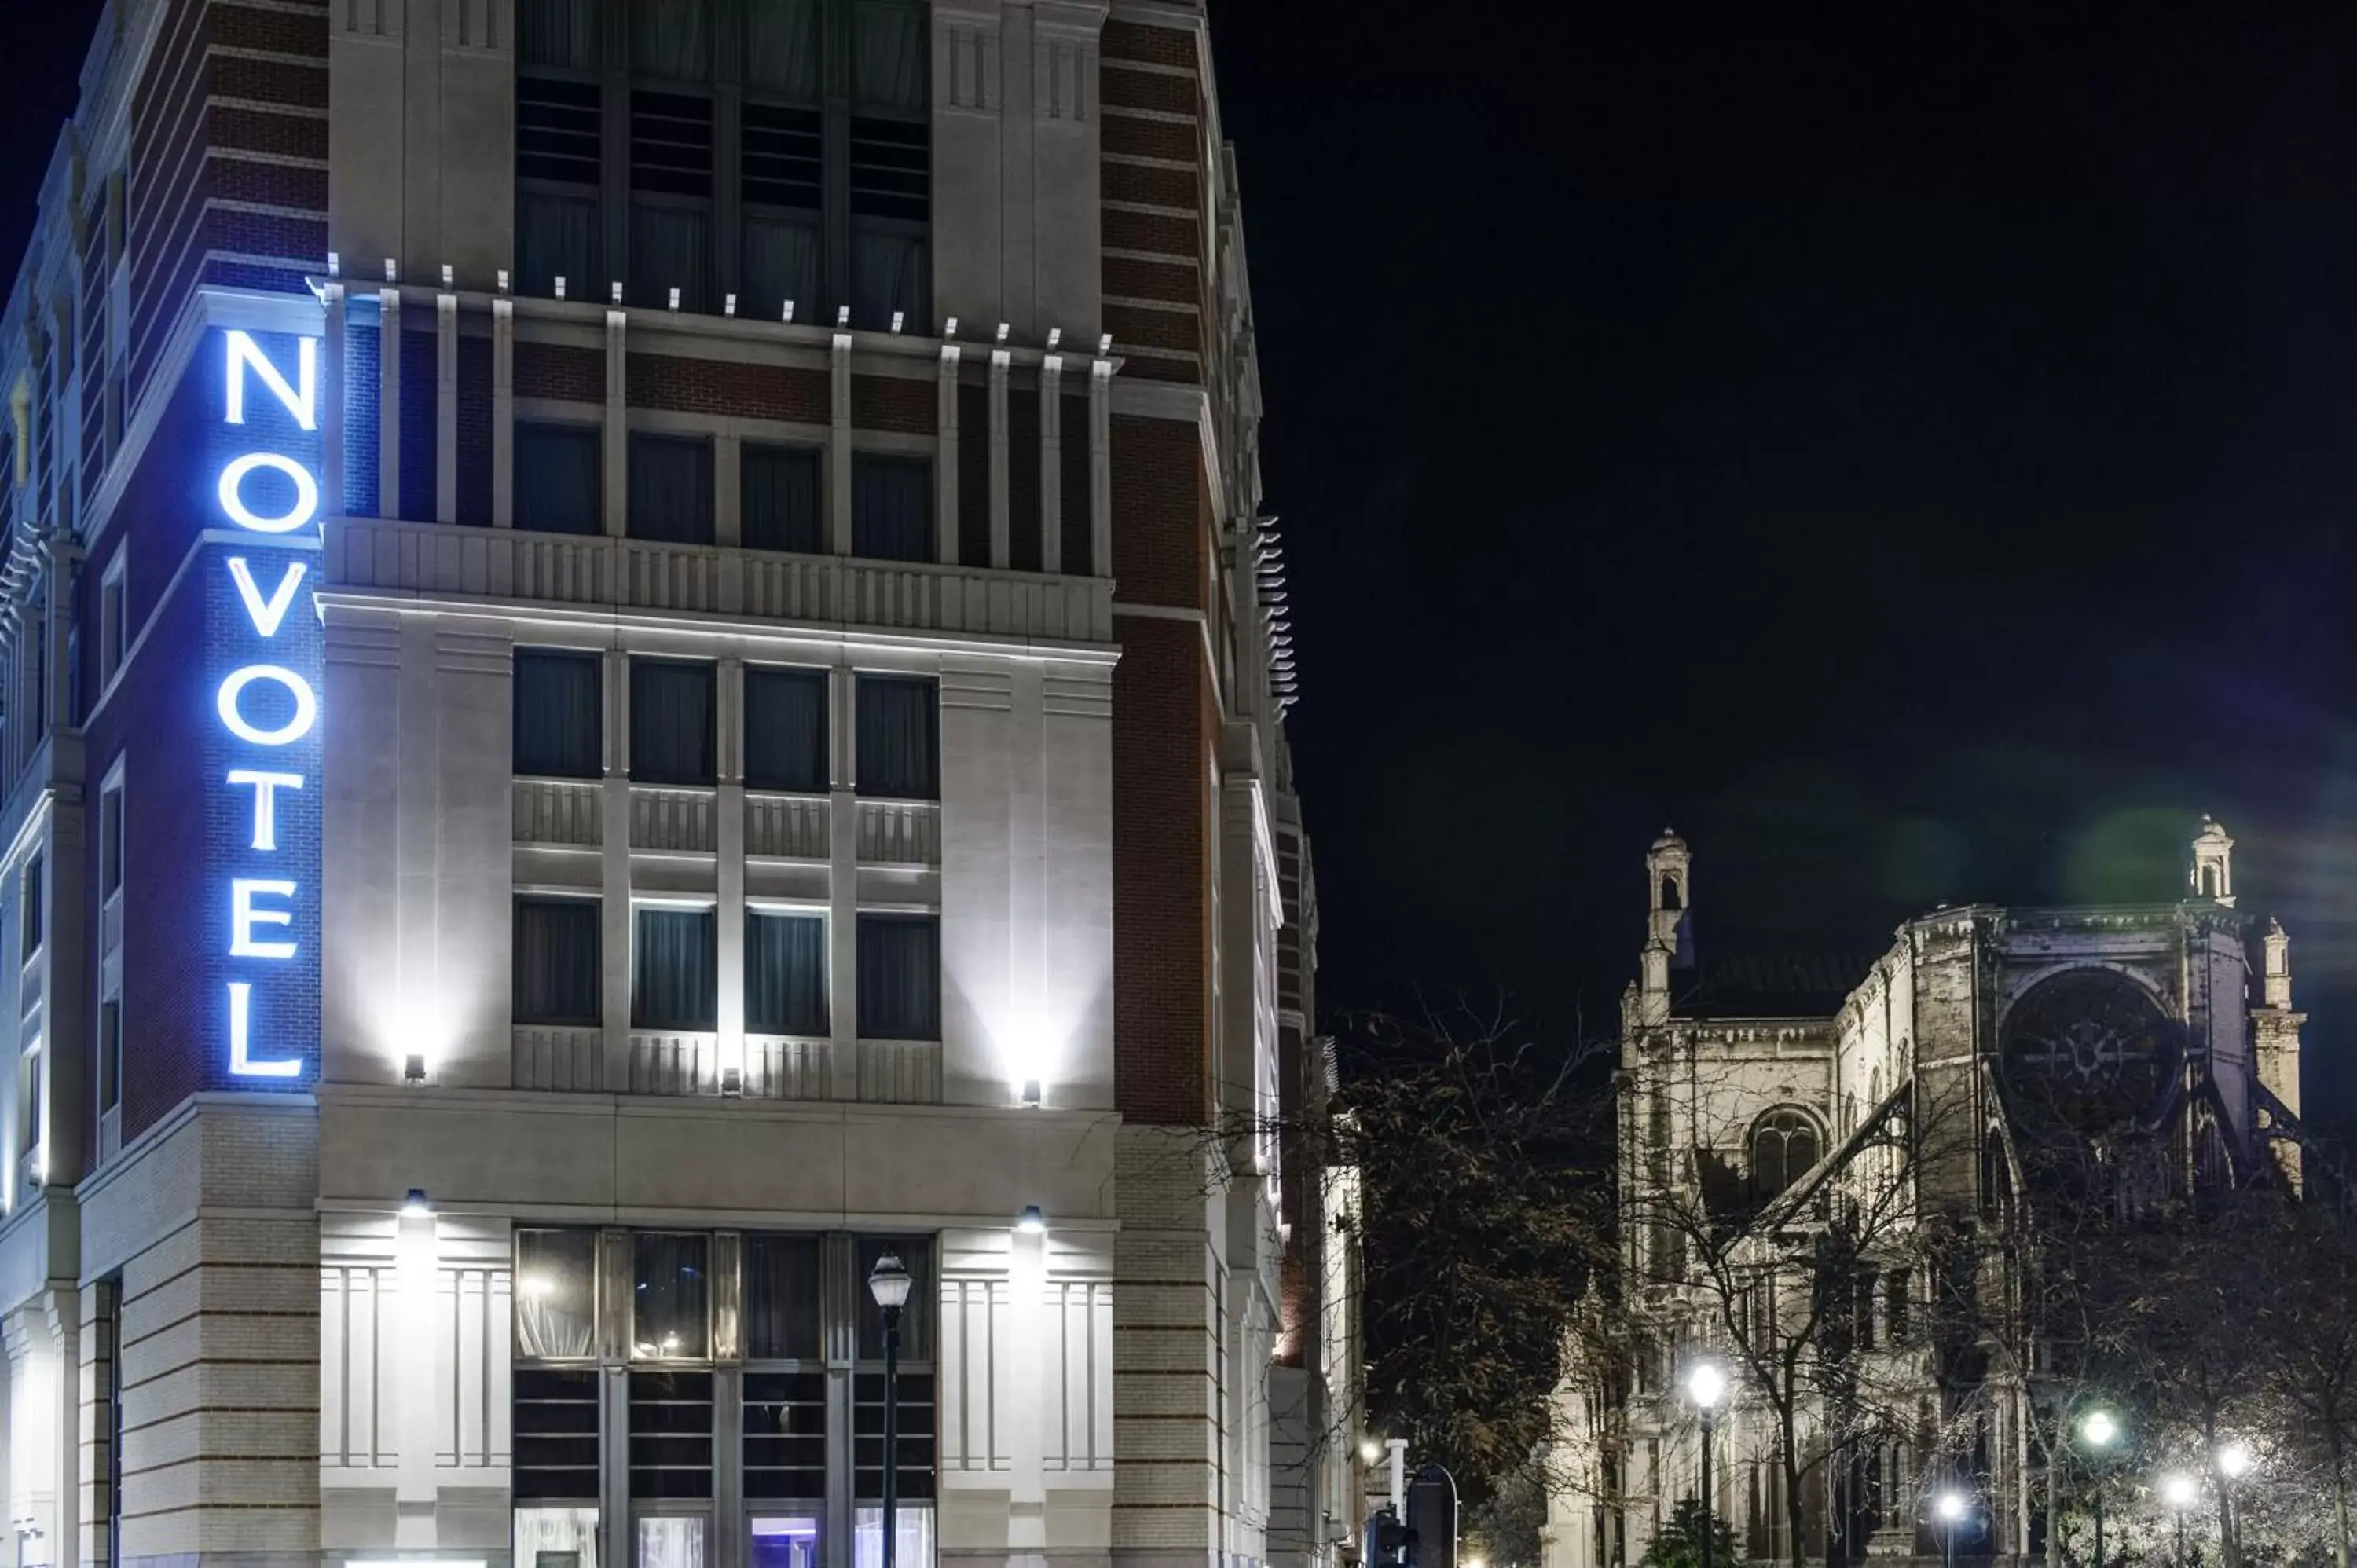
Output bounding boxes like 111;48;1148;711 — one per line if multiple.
1639;830;1691;1024
2190;815;2234;907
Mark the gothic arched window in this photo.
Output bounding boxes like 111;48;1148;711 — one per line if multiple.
1751;1108;1822;1205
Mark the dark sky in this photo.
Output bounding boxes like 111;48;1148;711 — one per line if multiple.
1208;5;2357;1131
5;5;2356;1127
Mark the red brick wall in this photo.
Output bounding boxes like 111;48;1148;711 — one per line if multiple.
627;352;830;421
515;341;607;404
1109;415;1208;609
850;374;933;434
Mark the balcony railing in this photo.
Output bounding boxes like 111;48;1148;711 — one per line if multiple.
856;799;940;865
511;1030;922;1102
857;1039;943;1103
743;1035;832;1099
328;517;1116;643
515;778;602;846
630;787;717;852
514;1025;603;1090
629;1031;718;1094
746;793;829;859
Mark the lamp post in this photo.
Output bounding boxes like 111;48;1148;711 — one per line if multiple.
867;1253;913;1568
2216;1441;2253;1568
2161;1473;2198;1568
1686;1363;1727;1568
1935;1489;1967;1568
2081;1409;2119;1568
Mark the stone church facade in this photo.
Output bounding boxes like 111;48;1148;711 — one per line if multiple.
1545;820;2308;1568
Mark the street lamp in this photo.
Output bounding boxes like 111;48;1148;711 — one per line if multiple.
2080;1409;2119;1568
2160;1473;2197;1568
1685;1364;1727;1568
2216;1442;2254;1568
1935;1490;1967;1568
867;1253;913;1568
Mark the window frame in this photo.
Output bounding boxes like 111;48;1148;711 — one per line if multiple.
745;904;830;1038
629;657;720;787
97;544;126;694
514;647;607;781
742;664;830;794
21;852;43;961
513;893;606;1028
513;419;607;537
630;900;721;1032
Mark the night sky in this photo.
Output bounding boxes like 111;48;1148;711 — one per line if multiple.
5;6;2356;1128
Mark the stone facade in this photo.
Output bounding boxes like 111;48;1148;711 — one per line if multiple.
1545;824;2307;1568
0;5;1361;1568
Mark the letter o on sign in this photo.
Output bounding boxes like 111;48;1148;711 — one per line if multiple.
217;664;317;746
216;452;321;534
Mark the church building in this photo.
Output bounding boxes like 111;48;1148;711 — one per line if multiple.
1545;819;2307;1568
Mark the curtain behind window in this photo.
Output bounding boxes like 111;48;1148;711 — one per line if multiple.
519;190;599;299
630;660;717;785
852;2;927;112
855;676;937;799
849;229;926;334
515;650;603;778
747;912;827;1035
746;0;822;99
632;0;712;81
515;423;603;535
632;907;718;1030
742;443;822;554
629;434;715;544
519;0;597;69
631;201;712;312
743;217;821;326
745;668;827;793
856;914;938;1041
744;1233;823;1360
632;1233;712;1357
515;899;601;1024
851;454;929;562
515;1229;597;1359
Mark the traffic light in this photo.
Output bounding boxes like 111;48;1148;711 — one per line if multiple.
1369;1505;1418;1568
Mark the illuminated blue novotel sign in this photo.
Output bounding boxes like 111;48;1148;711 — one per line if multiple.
213;327;323;1079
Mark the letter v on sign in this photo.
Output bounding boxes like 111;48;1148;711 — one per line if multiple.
225;557;307;639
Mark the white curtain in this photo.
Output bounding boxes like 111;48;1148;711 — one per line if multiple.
639;1516;709;1568
516;1507;600;1568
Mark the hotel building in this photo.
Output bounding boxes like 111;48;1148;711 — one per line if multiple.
0;7;1361;1568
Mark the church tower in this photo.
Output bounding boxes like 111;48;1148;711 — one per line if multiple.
2252;916;2306;1191
1637;830;1691;1024
2191;815;2235;906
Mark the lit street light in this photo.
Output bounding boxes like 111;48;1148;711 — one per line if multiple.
1686;1365;1727;1568
2160;1473;2197;1568
2080;1409;2120;1568
2216;1443;2255;1568
867;1253;913;1568
1934;1490;1967;1568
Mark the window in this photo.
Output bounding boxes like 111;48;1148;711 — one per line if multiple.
517;1229;599;1359
515;897;603;1025
516;650;605;779
850;454;929;562
633;1231;711;1359
853;675;936;800
516;423;603;536
20;1044;41;1151
742;444;823;554
632;906;717;1030
630;659;717;785
856;914;937;1041
101;781;123;898
629;434;715;544
747;911;827;1035
1750;1108;1821;1205
97;1001;120;1116
99;551;126;690
744;667;827;793
745;1233;823;1360
515;0;929;329
21;853;42;958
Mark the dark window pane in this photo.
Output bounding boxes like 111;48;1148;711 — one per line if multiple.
744;1234;822;1360
632;0;712;82
515;650;603;778
515;423;603;536
855;1236;933;1359
628;1369;715;1499
855;675;937;799
746;0;821;99
629;659;717;785
852;1370;936;1502
516;1229;598;1359
632;907;718;1031
633;1234;711;1359
742;444;823;555
852;2;928;113
101;786;122;895
742;216;821;324
630;199;713;310
742;105;824;212
515;898;602;1025
518;78;603;185
856;914;938;1042
518;0;598;70
518;188;599;295
744;667;827;793
629;434;715;544
515;1368;602;1500
851;456;930;562
849;225;927;334
849;120;929;222
744;1372;829;1503
747;912;827;1036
